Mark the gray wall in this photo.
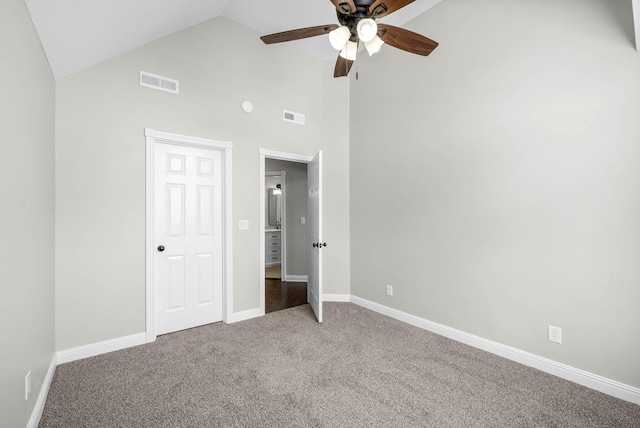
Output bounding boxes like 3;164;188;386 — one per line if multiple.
0;0;56;426
55;16;350;350
350;0;640;388
266;159;309;277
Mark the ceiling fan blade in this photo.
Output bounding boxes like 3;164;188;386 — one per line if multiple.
369;0;415;18
378;24;438;56
334;55;354;78
329;0;357;14
261;24;339;44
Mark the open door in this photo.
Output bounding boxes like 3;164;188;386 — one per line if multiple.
307;151;323;322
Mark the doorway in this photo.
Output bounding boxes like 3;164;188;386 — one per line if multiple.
264;165;306;313
259;149;323;322
145;129;233;343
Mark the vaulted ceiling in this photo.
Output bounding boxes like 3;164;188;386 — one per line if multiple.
24;0;442;78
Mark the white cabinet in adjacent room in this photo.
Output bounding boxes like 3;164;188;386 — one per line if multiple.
265;230;281;267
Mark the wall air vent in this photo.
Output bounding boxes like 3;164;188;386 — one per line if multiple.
283;110;305;125
140;71;179;94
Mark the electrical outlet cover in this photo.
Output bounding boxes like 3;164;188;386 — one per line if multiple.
548;325;562;344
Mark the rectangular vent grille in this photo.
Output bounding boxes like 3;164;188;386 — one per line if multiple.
283;110;305;125
140;71;179;94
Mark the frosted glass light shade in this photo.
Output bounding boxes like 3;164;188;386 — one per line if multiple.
339;41;358;61
364;36;384;56
329;26;351;50
356;19;378;43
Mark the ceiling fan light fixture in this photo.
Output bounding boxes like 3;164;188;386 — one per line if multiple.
364;36;385;56
259;0;439;79
329;26;351;50
356;18;378;43
339;41;358;61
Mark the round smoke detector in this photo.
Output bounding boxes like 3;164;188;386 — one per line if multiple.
242;101;253;113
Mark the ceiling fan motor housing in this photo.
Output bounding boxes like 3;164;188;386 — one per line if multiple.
337;10;376;40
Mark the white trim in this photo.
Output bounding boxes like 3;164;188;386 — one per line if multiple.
350;296;640;405
279;170;286;279
284;275;308;283
259;148;313;163
145;128;233;149
223;142;234;324
56;333;147;365
229;308;262;324
145;133;155;343
27;354;57;428
259;154;266;317
145;128;233;342
323;293;351;302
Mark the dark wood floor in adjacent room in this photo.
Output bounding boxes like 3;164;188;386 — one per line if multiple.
265;278;307;313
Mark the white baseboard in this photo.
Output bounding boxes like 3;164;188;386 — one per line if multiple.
284;275;308;283
45;298;639;407
350;296;640;405
56;332;147;365
229;307;262;323
27;354;57;428
323;294;351;302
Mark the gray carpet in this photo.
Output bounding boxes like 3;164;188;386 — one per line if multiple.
40;303;639;427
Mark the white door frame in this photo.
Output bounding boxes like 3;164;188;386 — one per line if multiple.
259;148;314;316
145;128;233;342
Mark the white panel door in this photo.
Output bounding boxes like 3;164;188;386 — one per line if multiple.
154;142;223;335
307;151;323;323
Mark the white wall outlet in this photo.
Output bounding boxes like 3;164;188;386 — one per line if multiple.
548;325;562;344
238;219;249;230
25;371;31;401
300;217;306;225
386;284;393;296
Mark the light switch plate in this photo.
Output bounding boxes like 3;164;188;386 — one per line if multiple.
300;217;306;225
239;219;249;230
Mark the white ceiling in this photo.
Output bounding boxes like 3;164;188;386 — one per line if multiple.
24;0;442;79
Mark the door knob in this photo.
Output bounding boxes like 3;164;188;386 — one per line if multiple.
157;245;165;252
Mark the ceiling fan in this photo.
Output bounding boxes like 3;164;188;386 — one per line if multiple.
260;0;439;78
